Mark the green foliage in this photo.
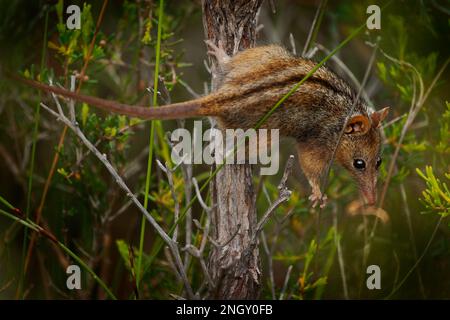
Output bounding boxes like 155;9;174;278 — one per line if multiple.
416;166;450;218
374;16;443;188
282;227;336;300
117;239;140;272
435;102;450;155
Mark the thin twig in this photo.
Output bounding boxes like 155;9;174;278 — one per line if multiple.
254;155;294;240
382;113;407;129
208;224;241;248
68;75;76;122
302;0;327;57
180;177;215;293
289;33;297;55
192;177;212;214
399;183;426;298
279;265;293;300
262;182;273;205
178;79;200;99
268;0;276;14
156;160;180;242
260;231;275;299
164;246;183;282
107;199;133;223
180;159;193;271
332;204;349;299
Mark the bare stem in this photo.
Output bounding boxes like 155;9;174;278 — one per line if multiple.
40;92;195;299
254;155;294;240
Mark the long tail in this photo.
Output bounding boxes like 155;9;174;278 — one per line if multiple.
11;74;208;120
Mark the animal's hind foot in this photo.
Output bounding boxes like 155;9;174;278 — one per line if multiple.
205;40;230;66
309;192;328;209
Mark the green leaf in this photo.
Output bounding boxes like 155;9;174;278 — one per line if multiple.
0;195;16;211
417;166;450;218
142;19;153;45
118;115;127;129
130;118;141;126
57;167;69;178
377;62;387;81
116;239;132;270
81;103;89;126
104;127;117;138
304;276;328;291
56;0;65;31
403;141;427;153
81;3;94;44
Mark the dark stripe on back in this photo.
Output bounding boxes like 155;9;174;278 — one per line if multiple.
220;73;356;106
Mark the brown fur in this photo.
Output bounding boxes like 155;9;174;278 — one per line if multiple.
13;44;389;206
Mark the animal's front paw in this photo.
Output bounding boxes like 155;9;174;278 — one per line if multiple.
205;40;230;66
308;192;328;209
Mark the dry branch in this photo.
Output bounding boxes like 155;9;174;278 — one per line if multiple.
40;89;195;299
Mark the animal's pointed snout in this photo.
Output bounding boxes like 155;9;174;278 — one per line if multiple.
361;183;377;206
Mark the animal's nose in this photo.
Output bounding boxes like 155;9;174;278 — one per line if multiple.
362;190;377;206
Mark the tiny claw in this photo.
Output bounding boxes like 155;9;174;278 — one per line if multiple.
309;192;327;209
204;40;219;53
204;39;230;65
204;39;215;47
217;40;225;51
319;194;328;208
308;193;319;208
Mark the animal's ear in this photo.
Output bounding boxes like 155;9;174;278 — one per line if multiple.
345;114;370;135
370;107;390;128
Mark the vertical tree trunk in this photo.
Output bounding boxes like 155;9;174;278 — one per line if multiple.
202;0;263;299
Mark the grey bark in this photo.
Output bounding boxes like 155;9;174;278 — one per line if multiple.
202;0;264;299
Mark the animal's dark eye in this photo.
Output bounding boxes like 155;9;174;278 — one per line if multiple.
376;158;382;169
353;159;366;170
